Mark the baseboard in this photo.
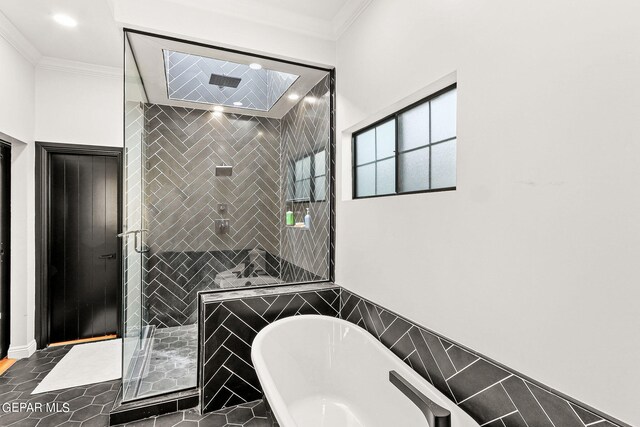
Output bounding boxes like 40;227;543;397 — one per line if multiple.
7;339;37;359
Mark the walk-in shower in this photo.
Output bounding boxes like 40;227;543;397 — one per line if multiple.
122;30;333;402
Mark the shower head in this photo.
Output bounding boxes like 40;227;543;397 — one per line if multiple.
215;165;233;176
209;73;241;89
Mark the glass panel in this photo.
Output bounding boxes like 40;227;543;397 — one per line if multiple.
398;147;429;193
122;36;147;402
295;178;311;200
431;88;457;142
301;156;311;179
295;159;303;181
314;150;326;177
376;120;395;159
356;164;376;197
431;139;457;189
315;176;326;201
125;33;334;403
287;163;295;200
399;102;429;152
376;158;395;195
355;129;376;165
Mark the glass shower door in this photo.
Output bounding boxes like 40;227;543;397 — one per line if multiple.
122;35;148;402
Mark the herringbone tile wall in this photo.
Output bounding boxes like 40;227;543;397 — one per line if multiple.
142;105;283;326
139;75;333;327
200;287;341;413
280;77;331;281
341;290;624;427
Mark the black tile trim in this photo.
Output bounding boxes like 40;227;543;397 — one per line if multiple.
109;388;199;425
339;289;631;427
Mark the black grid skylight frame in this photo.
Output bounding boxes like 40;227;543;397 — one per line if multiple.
352;83;457;200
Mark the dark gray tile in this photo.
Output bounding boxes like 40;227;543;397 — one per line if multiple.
502;376;554;427
459;383;517;425
447;359;510;402
527;382;584;427
570;403;604;425
379;317;412;349
446;345;478;372
501;411;528;427
419;329;456;379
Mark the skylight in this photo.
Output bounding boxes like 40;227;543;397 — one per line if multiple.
163;50;299;111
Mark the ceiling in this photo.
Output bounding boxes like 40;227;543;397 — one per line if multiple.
0;0;371;68
128;31;328;118
0;0;122;67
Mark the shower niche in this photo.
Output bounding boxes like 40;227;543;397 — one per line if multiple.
122;30;333;402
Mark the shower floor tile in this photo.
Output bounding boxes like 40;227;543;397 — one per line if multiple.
135;324;198;399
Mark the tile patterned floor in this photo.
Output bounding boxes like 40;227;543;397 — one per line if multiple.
118;400;271;427
136;325;198;399
0;342;271;427
0;344;120;427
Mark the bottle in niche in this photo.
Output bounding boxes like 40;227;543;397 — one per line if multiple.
304;208;311;229
286;210;294;226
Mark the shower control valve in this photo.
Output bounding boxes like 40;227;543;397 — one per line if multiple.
215;219;230;235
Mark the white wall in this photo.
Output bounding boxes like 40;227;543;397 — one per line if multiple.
0;56;123;358
335;0;640;425
35;60;123;147
0;33;36;359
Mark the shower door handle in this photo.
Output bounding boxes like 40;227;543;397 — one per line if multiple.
117;229;149;253
389;370;451;427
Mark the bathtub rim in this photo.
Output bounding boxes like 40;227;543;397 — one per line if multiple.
251;314;479;427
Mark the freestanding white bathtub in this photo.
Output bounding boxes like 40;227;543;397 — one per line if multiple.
252;315;480;427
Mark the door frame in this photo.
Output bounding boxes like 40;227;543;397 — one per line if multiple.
0;139;10;358
35;142;123;349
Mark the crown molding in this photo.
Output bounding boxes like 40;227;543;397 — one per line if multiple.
332;0;373;40
0;10;42;65
37;56;122;79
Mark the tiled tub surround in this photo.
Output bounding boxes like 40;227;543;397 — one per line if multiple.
199;283;340;413
340;290;628;427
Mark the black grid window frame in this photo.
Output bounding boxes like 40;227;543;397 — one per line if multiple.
352;83;457;200
288;148;328;203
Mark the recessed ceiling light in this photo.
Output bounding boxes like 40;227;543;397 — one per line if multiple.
233;101;243;106
288;93;300;101
213;106;224;112
213;111;223;117
249;63;262;70
53;13;77;28
304;96;317;104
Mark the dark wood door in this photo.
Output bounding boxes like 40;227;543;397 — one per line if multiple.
0;144;10;358
49;153;119;343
